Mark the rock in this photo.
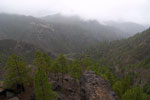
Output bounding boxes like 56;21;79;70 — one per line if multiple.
14;84;25;94
80;71;118;100
64;76;71;82
8;96;19;100
68;88;74;93
6;91;15;99
57;92;70;100
52;81;61;91
0;88;3;93
30;93;35;100
64;77;69;82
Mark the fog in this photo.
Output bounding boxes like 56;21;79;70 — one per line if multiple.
0;0;150;24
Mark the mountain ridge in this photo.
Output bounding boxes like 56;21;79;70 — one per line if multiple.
0;13;144;54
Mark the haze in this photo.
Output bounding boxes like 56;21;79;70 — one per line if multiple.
0;0;150;24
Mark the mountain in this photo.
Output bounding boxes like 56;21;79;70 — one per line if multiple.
87;28;150;65
86;28;150;84
0;39;42;67
1;13;149;99
105;21;147;37
0;13;128;54
41;14;126;40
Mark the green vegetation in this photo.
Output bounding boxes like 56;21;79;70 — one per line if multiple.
112;74;133;97
57;54;67;84
34;51;51;74
51;58;61;80
2;29;150;100
70;59;82;81
122;86;149;100
86;28;150;99
87;28;150;67
2;51;118;99
134;57;150;69
87;63;115;85
0;39;38;67
34;68;58;100
2;47;150;100
143;84;150;95
4;54;30;88
0;13;150;100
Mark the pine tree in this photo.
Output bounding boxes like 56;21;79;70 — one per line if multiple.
51;59;61;80
34;68;58;100
4;54;30;88
81;56;92;68
122;86;149;100
34;51;51;74
42;53;51;71
70;59;82;96
104;70;115;85
70;60;82;82
112;81;124;97
57;54;67;84
34;51;44;68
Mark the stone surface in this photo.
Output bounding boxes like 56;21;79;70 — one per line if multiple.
8;97;19;100
52;70;118;100
80;70;118;100
0;70;118;100
6;91;15;99
52;81;62;91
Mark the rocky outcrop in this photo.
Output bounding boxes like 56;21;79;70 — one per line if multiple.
0;84;24;100
51;70;118;100
51;75;81;100
0;71;118;100
80;71;118;100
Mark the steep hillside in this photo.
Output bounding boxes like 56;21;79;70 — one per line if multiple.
87;28;150;66
0;39;41;67
0;13;126;54
87;28;150;84
42;14;125;40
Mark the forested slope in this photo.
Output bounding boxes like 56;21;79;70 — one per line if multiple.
0;13;126;54
87;28;150;67
0;39;41;67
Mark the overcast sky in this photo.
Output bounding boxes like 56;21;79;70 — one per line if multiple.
0;0;150;24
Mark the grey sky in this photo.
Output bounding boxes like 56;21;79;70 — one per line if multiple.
0;0;150;24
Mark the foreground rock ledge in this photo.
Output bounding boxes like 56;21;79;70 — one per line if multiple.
80;70;118;100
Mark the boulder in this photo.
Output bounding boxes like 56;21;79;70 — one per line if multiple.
6;91;15;99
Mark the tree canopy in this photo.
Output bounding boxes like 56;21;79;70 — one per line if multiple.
34;68;58;100
4;54;30;88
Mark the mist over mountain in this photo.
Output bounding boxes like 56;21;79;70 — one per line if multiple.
0;13;132;54
105;21;147;36
0;0;150;100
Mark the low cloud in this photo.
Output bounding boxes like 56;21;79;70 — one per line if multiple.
0;0;150;24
